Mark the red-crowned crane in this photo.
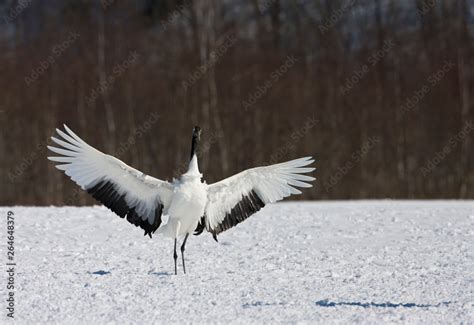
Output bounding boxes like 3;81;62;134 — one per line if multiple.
48;125;315;274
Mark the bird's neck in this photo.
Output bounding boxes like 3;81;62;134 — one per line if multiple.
185;154;201;177
190;135;198;161
184;133;201;178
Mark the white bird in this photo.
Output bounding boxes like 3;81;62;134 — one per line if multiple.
48;125;316;274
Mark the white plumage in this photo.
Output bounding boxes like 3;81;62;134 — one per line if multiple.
48;125;316;274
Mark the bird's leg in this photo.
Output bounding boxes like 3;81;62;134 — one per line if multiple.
181;233;189;274
173;238;178;275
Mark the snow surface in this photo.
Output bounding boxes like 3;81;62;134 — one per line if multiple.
1;201;473;324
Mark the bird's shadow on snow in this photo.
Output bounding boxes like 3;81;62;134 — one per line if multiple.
88;270;173;277
89;270;111;276
315;300;451;308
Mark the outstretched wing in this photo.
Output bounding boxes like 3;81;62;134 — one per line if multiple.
198;157;315;238
47;125;174;238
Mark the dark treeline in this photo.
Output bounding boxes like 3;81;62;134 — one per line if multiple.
0;0;473;205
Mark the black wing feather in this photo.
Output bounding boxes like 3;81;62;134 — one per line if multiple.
87;180;163;238
194;189;265;240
